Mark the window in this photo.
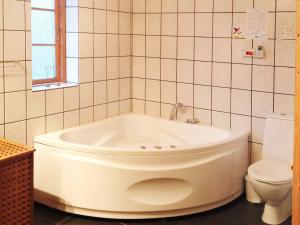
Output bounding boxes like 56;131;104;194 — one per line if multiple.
31;0;66;85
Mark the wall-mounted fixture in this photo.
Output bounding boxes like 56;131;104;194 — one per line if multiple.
242;45;265;58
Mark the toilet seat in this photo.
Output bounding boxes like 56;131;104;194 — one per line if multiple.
248;159;292;184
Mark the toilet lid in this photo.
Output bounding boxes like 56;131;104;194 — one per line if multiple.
248;159;293;184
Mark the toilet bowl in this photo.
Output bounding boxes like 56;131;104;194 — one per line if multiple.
248;159;293;225
246;114;294;225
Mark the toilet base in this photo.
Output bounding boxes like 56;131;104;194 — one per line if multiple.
262;191;292;225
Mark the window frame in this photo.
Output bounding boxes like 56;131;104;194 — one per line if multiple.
32;0;66;86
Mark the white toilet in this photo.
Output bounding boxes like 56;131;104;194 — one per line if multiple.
247;113;294;225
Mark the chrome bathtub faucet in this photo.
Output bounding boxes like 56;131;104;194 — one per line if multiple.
186;118;199;125
170;103;186;120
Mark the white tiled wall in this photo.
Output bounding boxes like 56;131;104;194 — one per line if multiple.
1;0;297;163
0;0;131;146
131;0;296;162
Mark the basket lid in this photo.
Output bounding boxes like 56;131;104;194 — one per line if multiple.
0;138;34;161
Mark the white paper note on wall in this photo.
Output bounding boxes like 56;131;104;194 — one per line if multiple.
246;9;268;39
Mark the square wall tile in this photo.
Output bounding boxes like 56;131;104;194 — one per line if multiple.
107;80;119;102
27;117;46;146
146;101;161;117
120;99;131;114
146;14;161;35
64;110;80;129
133;35;146;56
178;13;195;36
79;58;94;83
194;108;211;125
274;94;294;116
178;0;194;12
4;0;24;30
79;33;94;58
212;111;230;128
107;0;118;11
108;102;120;117
133;0;145;13
133;14;145;35
80;107;94;125
212;62;231;88
178;37;194;60
252;66;274;92
64;86;80;111
5;91;26;123
195;38;212;61
94;9;106;33
5;120;26;145
195;0;213;12
161;59;176;81
146;36;161;57
27;90;46;119
146;0;161;13
4;31;25;61
162;14;177;36
4;61;26;92
146;58;160;79
161;81;176;104
231;89;251;115
214;0;232;12
275;40;296;67
232;64;252;90
277;0;296;11
213;38;232;63
195;13;213;37
162;0;177;13
252;91;273;118
94;81;107;105
233;0;253;12
79;8;93;33
94;34;106;57
146;79;160;101
275;67;295;95
177;60;194;83
213;13;232;37
252;117;265;143
107;57;119;79
120;78;131;100
194;85;211;110
194;61;212;85
46;89;63;115
46;113;63;132
94;104;107;121
132;57;146;78
231;114;251;133
177;83;193;107
80;83;94;107
212;87;230;112
161;36;177;59
119;13;131;34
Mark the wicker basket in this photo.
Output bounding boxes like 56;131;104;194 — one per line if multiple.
0;139;34;225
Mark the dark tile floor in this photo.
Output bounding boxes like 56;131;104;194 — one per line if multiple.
34;196;291;225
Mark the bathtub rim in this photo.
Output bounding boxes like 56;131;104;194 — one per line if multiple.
34;113;249;156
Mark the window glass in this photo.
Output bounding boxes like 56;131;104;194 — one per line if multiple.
31;0;55;9
32;10;55;44
32;46;56;81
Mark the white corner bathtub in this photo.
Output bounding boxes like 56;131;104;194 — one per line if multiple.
34;114;249;219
